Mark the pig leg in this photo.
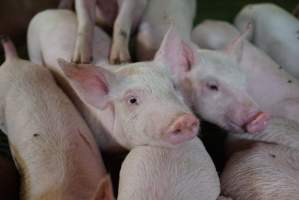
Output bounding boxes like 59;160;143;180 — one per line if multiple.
109;0;148;64
135;22;159;61
221;143;299;200
72;0;95;63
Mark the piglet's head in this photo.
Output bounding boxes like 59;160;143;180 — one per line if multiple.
58;59;199;149
155;27;269;134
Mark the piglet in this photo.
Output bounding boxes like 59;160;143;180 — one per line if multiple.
191;20;299;123
154;27;269;134
28;10;200;151
0;37;114;200
118;138;221;200
235;3;299;79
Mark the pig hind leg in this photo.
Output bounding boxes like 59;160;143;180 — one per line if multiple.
135;23;160;61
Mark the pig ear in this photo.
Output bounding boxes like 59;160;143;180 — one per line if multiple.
154;26;196;78
58;58;117;110
223;23;252;63
93;174;115;200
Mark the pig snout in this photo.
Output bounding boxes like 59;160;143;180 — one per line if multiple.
244;112;270;133
227;107;270;134
164;114;200;145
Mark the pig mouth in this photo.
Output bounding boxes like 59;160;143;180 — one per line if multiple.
243;112;270;134
228;112;270;134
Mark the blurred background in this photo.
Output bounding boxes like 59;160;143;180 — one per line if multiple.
0;0;298;60
0;0;298;199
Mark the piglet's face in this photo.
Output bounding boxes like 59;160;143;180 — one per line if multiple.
155;27;269;134
188;52;269;133
58;59;199;149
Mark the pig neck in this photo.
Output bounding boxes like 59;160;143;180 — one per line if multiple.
51;68;126;152
3;60;103;199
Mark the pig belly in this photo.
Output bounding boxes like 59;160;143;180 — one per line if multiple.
221;143;299;200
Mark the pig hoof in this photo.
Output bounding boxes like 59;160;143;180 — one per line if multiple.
109;45;131;64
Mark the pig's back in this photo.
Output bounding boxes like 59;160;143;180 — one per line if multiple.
4;60;104;199
247;4;299;77
118;138;220;200
221;143;299;200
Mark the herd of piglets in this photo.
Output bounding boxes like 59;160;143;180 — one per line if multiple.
0;0;299;199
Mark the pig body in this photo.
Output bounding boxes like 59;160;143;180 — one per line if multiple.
221;143;299;200
234;3;299;79
222;117;299;200
135;0;196;61
0;38;113;199
118;138;220;200
28;10;200;151
191;20;299;123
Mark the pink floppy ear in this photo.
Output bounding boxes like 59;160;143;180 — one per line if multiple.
224;23;252;63
154;26;196;78
58;58;117;109
93;174;115;200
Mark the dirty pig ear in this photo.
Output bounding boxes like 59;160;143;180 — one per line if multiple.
58;58;118;110
154;26;196;78
224;23;252;63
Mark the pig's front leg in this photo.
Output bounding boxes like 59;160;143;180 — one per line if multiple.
109;0;148;64
73;0;96;63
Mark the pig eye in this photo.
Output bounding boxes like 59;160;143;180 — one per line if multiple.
128;96;139;105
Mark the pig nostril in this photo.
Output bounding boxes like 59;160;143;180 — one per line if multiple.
174;129;181;135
